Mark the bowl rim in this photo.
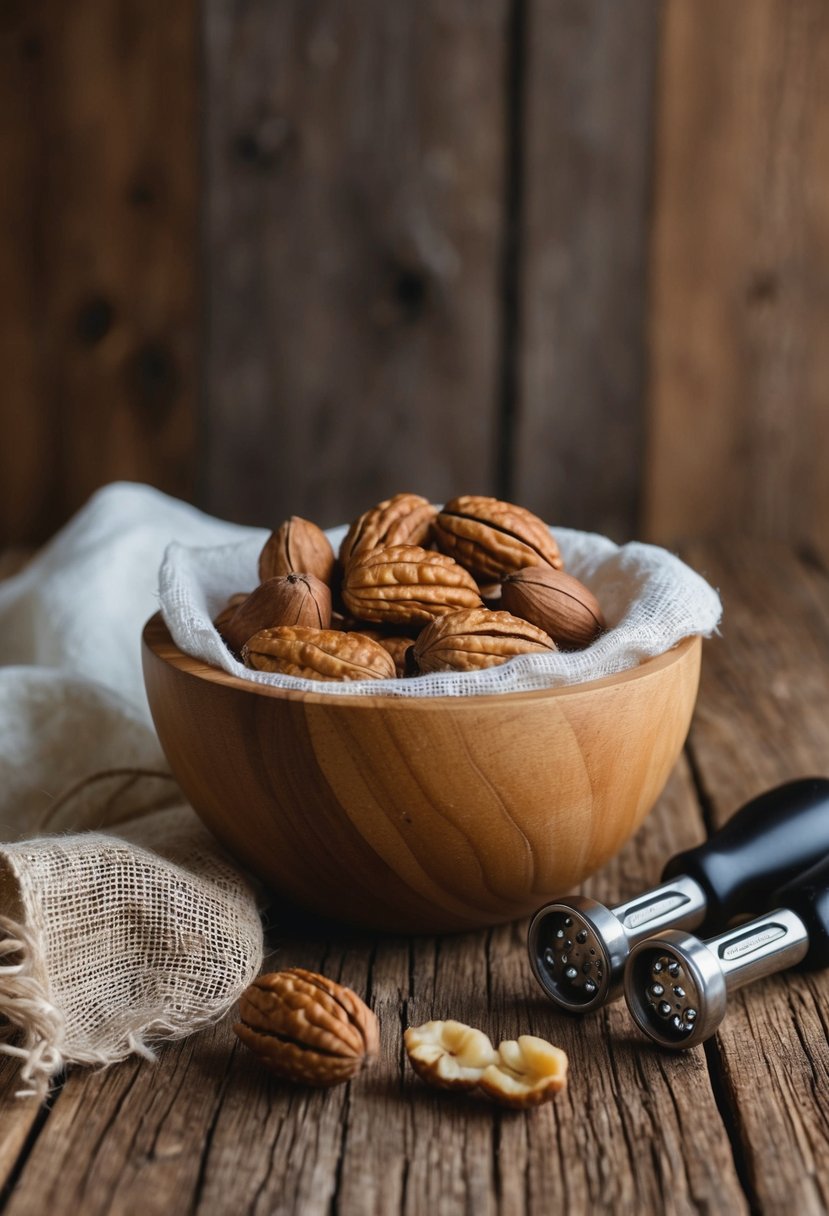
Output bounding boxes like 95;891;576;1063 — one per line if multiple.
143;612;702;710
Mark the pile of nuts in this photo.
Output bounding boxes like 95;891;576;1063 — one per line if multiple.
215;493;606;681
234;969;568;1110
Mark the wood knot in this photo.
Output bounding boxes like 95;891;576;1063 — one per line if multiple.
232;116;293;171
126;341;180;426
76;297;114;347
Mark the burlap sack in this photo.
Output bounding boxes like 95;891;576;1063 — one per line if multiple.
0;485;264;1098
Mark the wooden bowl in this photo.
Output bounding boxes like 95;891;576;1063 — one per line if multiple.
142;614;701;934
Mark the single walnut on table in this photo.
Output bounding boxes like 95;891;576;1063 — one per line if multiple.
235;969;379;1087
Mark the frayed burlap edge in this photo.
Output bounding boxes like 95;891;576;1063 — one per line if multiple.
0;913;66;1100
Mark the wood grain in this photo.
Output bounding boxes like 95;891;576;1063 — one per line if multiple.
0;0;197;547
511;0;659;540
202;0;509;530
681;540;829;1214
0;765;747;1216
142;614;700;932
646;0;829;559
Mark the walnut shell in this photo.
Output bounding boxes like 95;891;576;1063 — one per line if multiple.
339;493;436;569
501;566;605;649
341;544;482;626
433;496;563;582
358;631;417;678
259;517;335;585
235;969;379;1087
411;608;556;674
242;626;396;681
222;575;332;654
213;593;249;637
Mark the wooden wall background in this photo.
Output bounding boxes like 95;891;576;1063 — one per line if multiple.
1;0;827;556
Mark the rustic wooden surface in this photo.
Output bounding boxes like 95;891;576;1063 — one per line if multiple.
512;0;659;539
203;0;510;530
2;538;828;1214
5;1;827;554
0;0;197;544
645;0;829;559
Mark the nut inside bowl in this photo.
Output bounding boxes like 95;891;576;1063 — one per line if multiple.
142;613;701;934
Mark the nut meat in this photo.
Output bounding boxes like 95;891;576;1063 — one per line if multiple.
235;968;379;1087
501;566;605;649
341;545;483;626
405;1020;568;1108
242;626;397;681
339;493;436;568
479;1036;569;1108
259;516;335;585
411;608;556;674
433;496;564;582
403;1021;498;1090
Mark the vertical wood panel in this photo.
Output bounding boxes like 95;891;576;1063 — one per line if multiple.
203;0;509;530
645;0;829;559
0;0;198;546
511;0;659;540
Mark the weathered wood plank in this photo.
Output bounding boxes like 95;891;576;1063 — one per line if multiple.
0;1057;55;1205
0;2;63;546
202;0;509;531
1;763;746;1216
681;541;829;1214
511;0;659;540
0;0;198;547
646;1;829;559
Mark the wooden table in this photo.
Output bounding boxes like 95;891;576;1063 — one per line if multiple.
2;539;829;1215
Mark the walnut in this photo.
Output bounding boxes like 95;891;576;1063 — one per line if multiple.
213;593;249;638
235;969;379;1087
404;1021;568;1108
501;566;605;649
242;626;396;681
411;608;556;674
358;631;417;679
341;545;483;627
259;517;335;585
222;575;332;654
479;1036;569;1108
339;493;436;568
403;1021;498;1090
433;496;563;582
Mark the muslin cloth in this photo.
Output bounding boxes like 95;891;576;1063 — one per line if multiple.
0;483;721;1100
0;484;265;1098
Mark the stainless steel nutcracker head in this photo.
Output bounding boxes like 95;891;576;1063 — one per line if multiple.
527;875;708;1013
624;908;810;1049
527;896;625;1011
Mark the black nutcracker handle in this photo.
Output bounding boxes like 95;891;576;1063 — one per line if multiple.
661;778;829;934
772;851;829;971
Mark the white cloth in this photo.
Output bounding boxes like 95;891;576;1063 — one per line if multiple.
0;484;264;1098
161;521;722;697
